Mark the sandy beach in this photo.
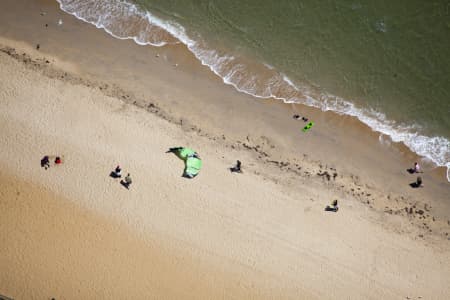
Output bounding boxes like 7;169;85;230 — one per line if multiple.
1;0;449;299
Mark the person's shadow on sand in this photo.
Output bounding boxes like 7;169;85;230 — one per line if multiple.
324;206;338;212
109;171;121;179
409;182;423;188
120;180;130;189
409;176;423;188
406;168;416;174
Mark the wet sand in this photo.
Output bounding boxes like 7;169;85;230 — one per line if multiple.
1;0;450;299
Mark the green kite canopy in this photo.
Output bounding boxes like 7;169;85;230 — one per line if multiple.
186;156;202;177
171;147;202;178
178;147;196;160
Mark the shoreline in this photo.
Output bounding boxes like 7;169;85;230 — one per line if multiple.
1;41;449;235
0;0;448;218
32;0;450;183
1;0;450;298
0;0;449;238
56;0;450;175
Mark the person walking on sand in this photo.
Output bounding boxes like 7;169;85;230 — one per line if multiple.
413;162;421;173
55;156;62;164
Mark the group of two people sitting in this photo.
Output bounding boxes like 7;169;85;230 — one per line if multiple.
40;155;62;170
111;165;132;189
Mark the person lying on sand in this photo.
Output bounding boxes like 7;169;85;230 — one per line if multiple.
293;114;308;122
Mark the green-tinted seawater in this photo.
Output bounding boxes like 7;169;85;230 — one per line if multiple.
136;0;450;139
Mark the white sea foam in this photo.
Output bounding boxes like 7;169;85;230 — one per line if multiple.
447;163;450;182
56;0;177;46
57;0;450;181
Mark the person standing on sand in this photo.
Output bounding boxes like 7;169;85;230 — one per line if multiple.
230;160;242;173
414;162;421;173
416;176;423;187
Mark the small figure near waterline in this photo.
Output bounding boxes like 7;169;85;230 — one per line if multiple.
410;176;423;188
415;176;423;188
293;114;308;122
325;199;339;212
407;162;422;174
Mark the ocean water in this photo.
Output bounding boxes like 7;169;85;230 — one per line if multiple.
56;0;450;180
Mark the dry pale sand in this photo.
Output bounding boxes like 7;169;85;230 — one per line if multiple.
1;40;450;300
1;0;450;299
